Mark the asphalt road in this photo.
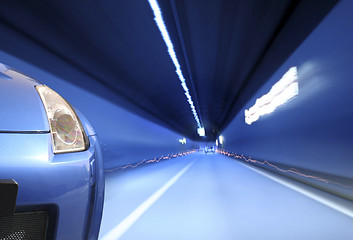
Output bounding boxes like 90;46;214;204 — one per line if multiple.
99;152;353;240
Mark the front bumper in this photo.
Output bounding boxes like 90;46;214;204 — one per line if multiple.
0;133;104;239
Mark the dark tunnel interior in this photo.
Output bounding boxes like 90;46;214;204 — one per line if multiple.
1;0;353;239
0;0;337;140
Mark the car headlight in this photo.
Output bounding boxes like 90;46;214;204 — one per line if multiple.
36;85;89;154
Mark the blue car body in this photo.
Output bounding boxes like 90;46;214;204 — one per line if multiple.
0;63;104;240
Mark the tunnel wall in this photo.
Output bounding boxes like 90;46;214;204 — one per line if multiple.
222;1;353;181
0;51;194;171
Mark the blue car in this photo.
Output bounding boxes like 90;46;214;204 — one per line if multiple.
204;146;215;154
0;63;104;240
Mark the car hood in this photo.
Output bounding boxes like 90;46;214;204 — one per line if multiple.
0;64;49;132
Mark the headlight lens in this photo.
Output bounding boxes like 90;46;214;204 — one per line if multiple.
36;85;89;154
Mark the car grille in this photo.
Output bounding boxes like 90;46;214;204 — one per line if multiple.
0;211;48;240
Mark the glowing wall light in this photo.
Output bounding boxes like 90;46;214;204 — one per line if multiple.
147;0;203;133
218;135;224;145
245;67;299;125
178;138;186;144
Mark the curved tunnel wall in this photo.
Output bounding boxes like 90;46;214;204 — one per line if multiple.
1;0;351;177
222;1;353;186
0;51;194;171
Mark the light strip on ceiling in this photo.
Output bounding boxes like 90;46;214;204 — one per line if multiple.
147;0;203;133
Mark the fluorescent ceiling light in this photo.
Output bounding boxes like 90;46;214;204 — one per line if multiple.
147;0;203;133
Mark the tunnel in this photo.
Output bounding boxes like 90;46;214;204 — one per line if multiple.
0;0;352;239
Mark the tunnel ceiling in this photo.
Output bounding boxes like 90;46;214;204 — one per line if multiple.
0;0;337;141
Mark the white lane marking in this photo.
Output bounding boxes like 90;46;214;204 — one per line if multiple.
100;161;195;240
240;162;353;218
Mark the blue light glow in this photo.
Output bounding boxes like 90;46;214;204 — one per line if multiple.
148;0;203;131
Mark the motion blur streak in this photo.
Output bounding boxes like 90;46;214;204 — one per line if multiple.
218;149;353;189
105;150;196;172
100;161;194;240
99;153;353;239
242;162;353;219
245;66;299;125
147;0;203;130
